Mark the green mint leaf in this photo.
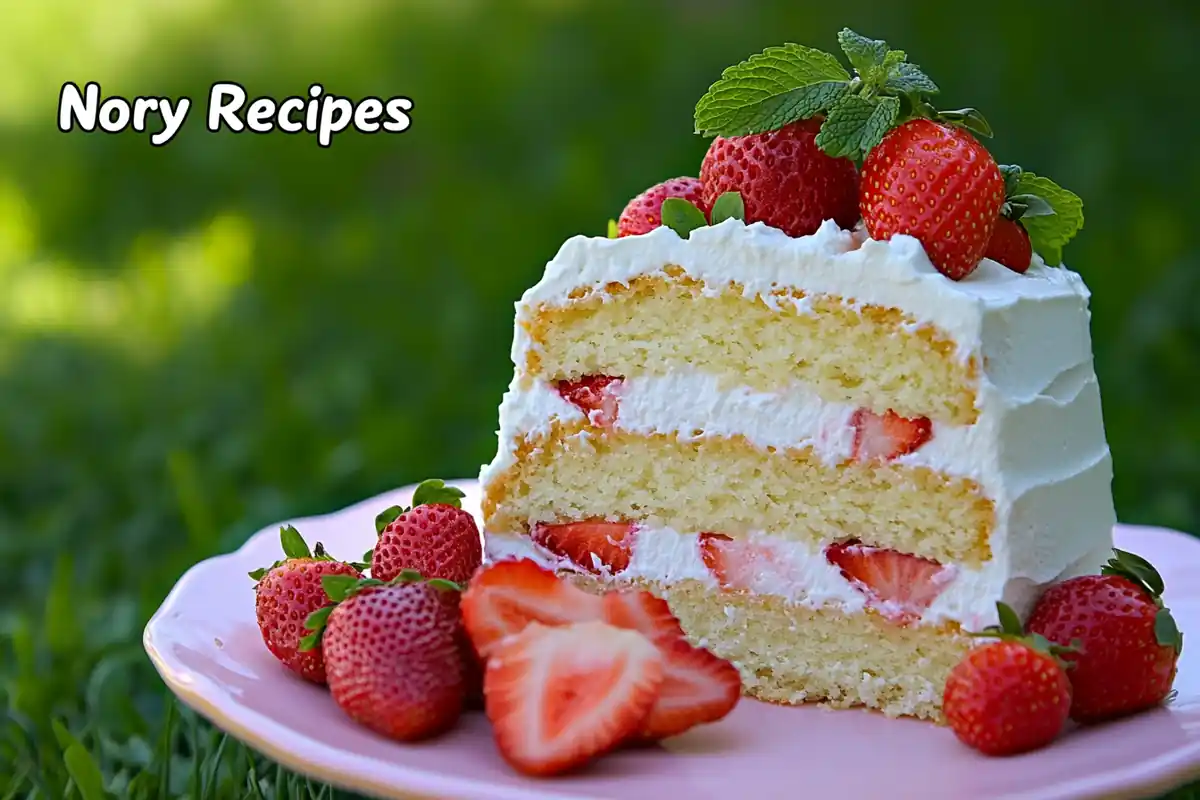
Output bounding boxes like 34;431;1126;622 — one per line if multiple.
1015;172;1084;266
937;107;993;138
1155;608;1183;653
279;525;310;560
1007;193;1056;219
411;478;465;509
427;578;463;592
996;601;1024;637
606;219;618;238
885;61;939;95
815;94;899;159
694;43;851;137
710;192;745;224
303;605;333;633
374;505;405;534
248;567;268;581
882;49;906;70
837;28;889;75
660;198;708;237
321;573;359;603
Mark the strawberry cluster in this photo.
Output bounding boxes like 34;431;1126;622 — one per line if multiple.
613;29;1084;282
943;549;1182;756
248;478;741;777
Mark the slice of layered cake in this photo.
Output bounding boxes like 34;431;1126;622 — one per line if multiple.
480;30;1115;720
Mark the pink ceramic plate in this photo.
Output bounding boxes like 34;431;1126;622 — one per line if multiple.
145;480;1200;800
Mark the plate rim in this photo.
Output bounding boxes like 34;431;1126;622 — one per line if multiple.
144;482;1200;800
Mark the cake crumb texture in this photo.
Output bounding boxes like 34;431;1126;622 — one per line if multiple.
522;271;979;425
569;575;970;721
483;423;994;566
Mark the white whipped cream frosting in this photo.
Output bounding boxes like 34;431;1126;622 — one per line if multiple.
480;220;1117;629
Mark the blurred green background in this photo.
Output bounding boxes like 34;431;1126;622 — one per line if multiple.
2;0;1198;797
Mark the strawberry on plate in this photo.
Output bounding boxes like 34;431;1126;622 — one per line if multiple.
484;621;664;776
944;603;1072;756
555;375;623;428
460;560;605;658
617;178;708;238
603;590;741;739
824;541;949;623
314;574;467;741
532;518;637;575
860;118;1005;281
249;525;361;684
1026;549;1182;724
700;118;860;238
370;478;482;585
849;408;933;462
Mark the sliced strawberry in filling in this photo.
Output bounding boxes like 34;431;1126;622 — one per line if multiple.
850;408;933;462
555;375;623;427
824;540;950;623
532;519;636;575
698;533;797;594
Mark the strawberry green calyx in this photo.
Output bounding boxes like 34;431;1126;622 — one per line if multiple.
411;478;465;509
694;28;988;160
972;602;1080;665
299;570;462;651
1102;549;1184;654
660;192;744;238
248;525;333;581
996;165;1084;266
366;477;468;568
373;479;465;536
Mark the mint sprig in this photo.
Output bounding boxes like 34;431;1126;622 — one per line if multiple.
996;165;1083;266
660;192;744;238
694;28;989;160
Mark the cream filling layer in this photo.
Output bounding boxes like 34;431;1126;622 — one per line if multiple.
479;369;1116;629
480;369;1111;501
484;528;1110;631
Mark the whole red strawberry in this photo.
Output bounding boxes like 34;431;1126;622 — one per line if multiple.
700;117;859;238
985;217;1032;273
617;177;707;237
371;479;482;585
250;526;361;684
1027;549;1182;724
320;576;466;741
860;118;1004;280
943;602;1072;756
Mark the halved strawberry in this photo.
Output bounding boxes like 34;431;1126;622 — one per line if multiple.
698;533;795;593
638;637;741;740
532;519;636;575
825;541;950;623
485;621;664;776
461;560;604;658
555;375;623;428
603;589;741;739
849;409;933;462
602;590;685;645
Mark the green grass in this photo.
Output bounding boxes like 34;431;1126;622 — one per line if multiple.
2;0;1200;797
